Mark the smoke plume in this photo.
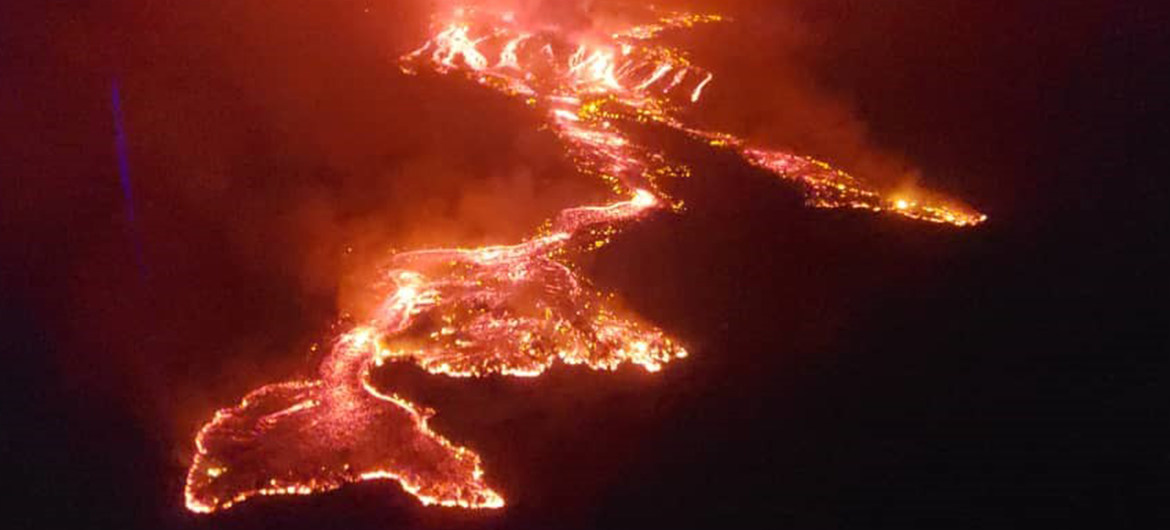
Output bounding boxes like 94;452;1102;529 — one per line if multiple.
8;0;937;471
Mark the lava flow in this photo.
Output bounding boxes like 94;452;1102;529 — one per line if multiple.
185;5;986;515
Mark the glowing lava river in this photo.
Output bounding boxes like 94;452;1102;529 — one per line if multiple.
185;5;986;513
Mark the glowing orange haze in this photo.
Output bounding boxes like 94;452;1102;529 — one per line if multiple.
185;5;986;514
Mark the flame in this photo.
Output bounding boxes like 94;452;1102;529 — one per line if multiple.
186;5;986;515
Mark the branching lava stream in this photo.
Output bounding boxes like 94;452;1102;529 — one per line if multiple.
185;4;985;514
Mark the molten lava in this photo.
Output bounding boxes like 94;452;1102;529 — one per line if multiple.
186;5;986;514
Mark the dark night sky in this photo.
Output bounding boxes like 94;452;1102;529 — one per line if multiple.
2;1;1167;528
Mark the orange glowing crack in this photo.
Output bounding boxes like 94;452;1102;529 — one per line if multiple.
186;5;985;515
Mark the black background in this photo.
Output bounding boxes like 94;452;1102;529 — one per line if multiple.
2;1;1166;528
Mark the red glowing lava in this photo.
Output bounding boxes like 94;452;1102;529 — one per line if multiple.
186;5;985;514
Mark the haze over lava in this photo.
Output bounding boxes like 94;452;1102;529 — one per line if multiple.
183;0;985;514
